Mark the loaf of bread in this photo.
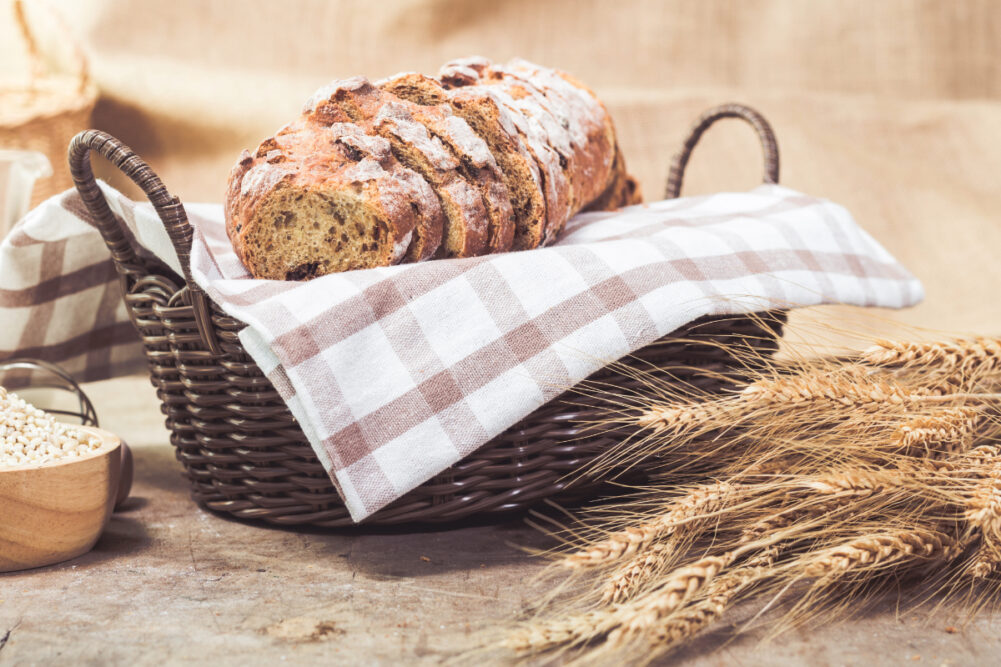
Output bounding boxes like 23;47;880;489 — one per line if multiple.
225;57;642;280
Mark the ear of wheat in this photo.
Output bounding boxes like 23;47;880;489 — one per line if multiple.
502;330;1001;664
863;338;1001;373
561;481;736;569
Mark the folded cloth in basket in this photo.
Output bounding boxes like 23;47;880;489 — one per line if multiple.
0;183;923;520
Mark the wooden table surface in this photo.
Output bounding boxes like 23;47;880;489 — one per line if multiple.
1;374;1000;665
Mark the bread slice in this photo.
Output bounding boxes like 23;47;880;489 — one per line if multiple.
438;58;572;245
439;57;622;239
224;119;442;279
380;72;548;251
504;58;617;211
305;77;515;257
583;145;643;212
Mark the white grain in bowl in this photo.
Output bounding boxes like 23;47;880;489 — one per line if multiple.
0;386;105;468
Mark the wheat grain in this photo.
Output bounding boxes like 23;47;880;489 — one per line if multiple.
505;609;617;653
892;408;981;457
603;541;673;604
803;529;958;578
801;468;909;496
562;481;734;569
742;366;914;409
640;577;738;650
607;552;736;645
641;547;778;650
632;367;921;447
863;338;1001;372
509;553;736;652
506;329;1001;663
964;449;1001;543
962;444;1001;467
740;469;907;544
968;543;1000;579
636;402;722;432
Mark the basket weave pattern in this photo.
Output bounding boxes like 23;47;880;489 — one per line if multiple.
68;104;783;527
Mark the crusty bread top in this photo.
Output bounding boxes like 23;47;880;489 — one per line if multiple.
380;71;545;251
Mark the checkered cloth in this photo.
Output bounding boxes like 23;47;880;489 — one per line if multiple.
0;183;923;520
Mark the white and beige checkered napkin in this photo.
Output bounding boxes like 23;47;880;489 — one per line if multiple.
0;183;923;520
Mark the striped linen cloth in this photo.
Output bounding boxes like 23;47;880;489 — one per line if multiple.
0;183;923;520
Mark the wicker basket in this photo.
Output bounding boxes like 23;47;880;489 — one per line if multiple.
1;0;97;208
68;104;782;528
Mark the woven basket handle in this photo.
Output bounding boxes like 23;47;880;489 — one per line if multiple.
68;130;221;354
665;103;780;199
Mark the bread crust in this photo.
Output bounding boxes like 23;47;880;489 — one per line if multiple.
583;145;643;212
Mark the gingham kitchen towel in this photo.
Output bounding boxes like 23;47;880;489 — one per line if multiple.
0;183;923;520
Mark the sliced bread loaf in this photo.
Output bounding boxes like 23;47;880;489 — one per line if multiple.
379;72;548;251
438;57;573;245
503;58;617;210
305;77;515;257
226;58;639;280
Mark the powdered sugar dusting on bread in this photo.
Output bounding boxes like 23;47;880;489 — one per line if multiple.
463;75;571;237
391;228;413;263
505;58;615;201
227;56;625;278
438;179;489;247
334;131;393;162
303;76;370;113
240;161;297;199
441;115;495;168
376;104;459;172
395;168;444;261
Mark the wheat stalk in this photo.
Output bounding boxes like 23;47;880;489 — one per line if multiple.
505;608;618;653
800;468;909;496
504;329;1001;663
510;552;737;652
634;366;957;437
802;528;958;579
634;367;914;432
636;402;723;432
963;446;1001;577
640;547;779;652
606;552;737;645
561;481;734;569
742;366;918;408
740;468;909;543
968;541;1000;579
863;338;1001;372
892;408;982;457
602;541;673;604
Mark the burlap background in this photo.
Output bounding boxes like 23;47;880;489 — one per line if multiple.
4;0;1001;335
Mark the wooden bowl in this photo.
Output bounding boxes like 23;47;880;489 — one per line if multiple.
0;426;121;572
